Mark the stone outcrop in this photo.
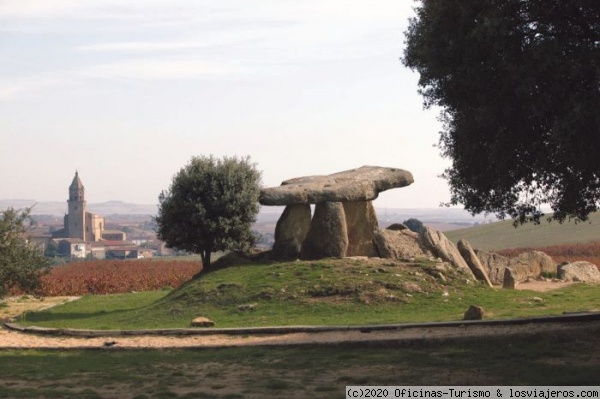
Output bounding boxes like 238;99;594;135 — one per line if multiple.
421;227;475;278
260;166;413;260
457;239;493;287
259;166;414;206
558;261;600;283
373;228;433;260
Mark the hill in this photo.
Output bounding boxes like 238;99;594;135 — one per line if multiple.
445;212;600;251
0;199;157;215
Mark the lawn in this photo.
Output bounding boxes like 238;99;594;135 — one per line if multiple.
1;329;600;399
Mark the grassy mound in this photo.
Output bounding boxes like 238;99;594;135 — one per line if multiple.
19;255;600;330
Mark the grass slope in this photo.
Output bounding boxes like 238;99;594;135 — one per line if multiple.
445;212;600;251
21;257;600;330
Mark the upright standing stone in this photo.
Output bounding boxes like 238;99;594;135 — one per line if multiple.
503;268;517;289
457;239;493;287
421;227;475;278
300;202;348;259
272;204;312;260
343;201;379;257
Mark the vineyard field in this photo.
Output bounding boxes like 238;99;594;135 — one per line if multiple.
496;240;600;267
11;259;200;296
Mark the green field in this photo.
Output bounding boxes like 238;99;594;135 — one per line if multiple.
445;211;600;251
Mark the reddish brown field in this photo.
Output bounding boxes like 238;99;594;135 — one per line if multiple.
497;240;600;267
12;260;200;296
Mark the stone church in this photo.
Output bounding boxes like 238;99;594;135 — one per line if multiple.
51;172;105;242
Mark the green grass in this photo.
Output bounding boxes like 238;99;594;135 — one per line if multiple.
445;211;600;251
1;329;600;398
19;258;600;330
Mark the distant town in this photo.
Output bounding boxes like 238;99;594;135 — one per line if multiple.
1;173;497;260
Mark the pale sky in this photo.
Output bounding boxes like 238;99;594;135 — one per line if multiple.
0;0;452;209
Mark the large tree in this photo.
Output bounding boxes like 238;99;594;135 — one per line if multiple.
0;207;49;298
155;155;261;273
403;0;600;223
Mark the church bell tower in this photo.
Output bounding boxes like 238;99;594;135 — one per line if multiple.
67;171;86;241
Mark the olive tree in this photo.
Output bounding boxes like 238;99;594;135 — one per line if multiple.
0;207;49;298
155;155;261;273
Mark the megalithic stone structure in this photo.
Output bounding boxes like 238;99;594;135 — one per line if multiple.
259;166;414;260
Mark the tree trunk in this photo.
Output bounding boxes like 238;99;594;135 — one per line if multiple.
193;250;212;279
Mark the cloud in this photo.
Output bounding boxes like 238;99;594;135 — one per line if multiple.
0;75;64;100
79;59;254;81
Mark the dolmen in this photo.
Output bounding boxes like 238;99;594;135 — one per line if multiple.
259;166;414;260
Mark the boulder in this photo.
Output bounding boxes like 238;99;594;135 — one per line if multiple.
191;317;215;328
507;251;556;283
271;204;312;260
502;268;518;289
386;223;409;231
259;166;414;205
421;227;475;278
558;261;600;283
475;250;511;285
457;239;493;287
300;202;348;259
343;201;379;257
374;228;432;260
463;305;485;320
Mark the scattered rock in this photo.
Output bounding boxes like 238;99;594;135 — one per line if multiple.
558;261;600;283
463;305;484;320
457;239;493;287
191;317;215;328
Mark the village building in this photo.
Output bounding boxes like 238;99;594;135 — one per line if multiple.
50;172;150;259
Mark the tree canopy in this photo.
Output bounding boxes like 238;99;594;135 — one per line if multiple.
155;155;262;273
403;0;600;223
0;207;49;298
403;218;425;234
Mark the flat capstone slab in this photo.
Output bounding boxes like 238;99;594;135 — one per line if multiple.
259;166;414;206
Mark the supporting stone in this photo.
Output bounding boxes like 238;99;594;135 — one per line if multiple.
271;204;312;260
343;201;379;257
300;202;348;260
